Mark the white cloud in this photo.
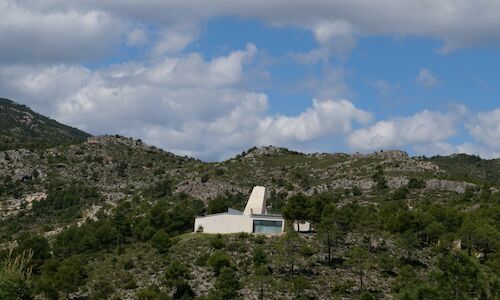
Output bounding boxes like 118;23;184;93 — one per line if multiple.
347;110;458;151
413;142;500;159
4;0;500;64
152;27;197;55
257;99;371;145
372;80;397;98
144;43;257;88
416;68;438;88
0;41;370;160
0;1;125;63
3;1;500;160
127;28;148;47
466;109;500;150
95;0;500;51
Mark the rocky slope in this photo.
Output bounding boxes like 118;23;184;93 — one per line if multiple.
1;99;499;299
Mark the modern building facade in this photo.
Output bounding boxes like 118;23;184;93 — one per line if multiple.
194;186;285;235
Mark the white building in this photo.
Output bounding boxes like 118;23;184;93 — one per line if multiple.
194;186;285;235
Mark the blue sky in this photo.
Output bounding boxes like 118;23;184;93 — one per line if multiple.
1;1;500;160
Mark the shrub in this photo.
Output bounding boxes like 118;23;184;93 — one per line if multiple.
207;252;231;276
253;247;267;267
210;267;241;299
150;230;171;254
209;235;225;250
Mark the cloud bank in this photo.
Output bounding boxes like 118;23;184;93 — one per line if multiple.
1;1;500;160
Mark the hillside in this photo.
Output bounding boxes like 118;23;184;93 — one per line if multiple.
0;98;91;151
0;100;499;300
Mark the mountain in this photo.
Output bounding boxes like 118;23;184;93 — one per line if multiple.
0;98;91;151
0;99;499;299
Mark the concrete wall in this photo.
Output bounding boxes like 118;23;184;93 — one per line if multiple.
194;214;252;234
244;186;266;215
194;214;285;234
294;221;312;232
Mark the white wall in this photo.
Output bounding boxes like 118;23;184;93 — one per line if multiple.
194;214;252;234
194;214;285;234
294;221;312;232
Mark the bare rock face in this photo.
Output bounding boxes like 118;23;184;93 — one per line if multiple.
175;178;247;201
0;149;41;180
330;178;374;191
242;146;289;160
387;177;409;189
425;179;475;193
0;192;46;219
87;135;154;151
372;150;410;160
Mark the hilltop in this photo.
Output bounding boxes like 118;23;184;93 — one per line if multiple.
0;98;90;151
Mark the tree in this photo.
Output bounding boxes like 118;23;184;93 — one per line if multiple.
54;256;87;297
283;194;310;232
462;186;476;202
317;204;341;263
307;192;336;225
291;276;310;299
17;235;51;274
253;265;271;300
164;262;194;299
150;230;171;254
479;184;492;201
392;187;408;200
377;252;396;275
459;216;499;258
459;215;476;256
372;166;388;191
207;192;246;214
252;247;267;267
209;267;241;299
397;230;420;262
474;221;499;259
207;252;231;276
422;221;445;246
356;206;380;252
431;252;499;299
276;229;302;276
407;178;425;189
347;246;370;291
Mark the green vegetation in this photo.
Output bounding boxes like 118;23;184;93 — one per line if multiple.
0;98;90;151
1;99;500;299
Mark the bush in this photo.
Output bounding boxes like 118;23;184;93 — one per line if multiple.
150;230;171;254
164;262;194;299
207;252;231;276
120;272;138;289
408;178;425;189
195;253;210;267
123;259;135;270
210;267;241;299
253;247;267;267
358;291;376;300
201;174;209;183
209;235;225;250
135;285;167;300
392;187;408;200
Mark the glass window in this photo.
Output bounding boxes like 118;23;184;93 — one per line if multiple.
253;219;283;234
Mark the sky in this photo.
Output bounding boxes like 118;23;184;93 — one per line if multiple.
1;1;500;161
